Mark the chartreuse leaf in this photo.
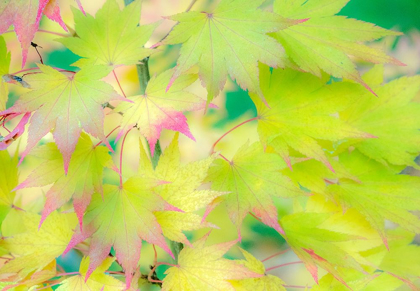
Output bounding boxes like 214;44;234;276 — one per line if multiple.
116;69;207;156
56;257;125;291
15;133;113;228
206;141;304;236
229;248;286;291
280;212;364;286
0;64;123;172
139;133;224;245
326;150;420;248
0;211;76;281
64;178;179;289
339;67;420;168
272;0;403;92
250;64;372;171
162;233;261;291
0;150;18;226
163;0;300;103
58;0;158;67
0;35;11;111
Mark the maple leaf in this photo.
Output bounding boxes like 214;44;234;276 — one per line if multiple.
0;0;67;66
0;150;18;227
272;0;403;92
0;211;76;281
206;141;304;237
139;133;224;246
58;0;158;67
250;64;373;171
115;69;207;156
338;66;420;168
0;64;124;172
56;257;125;291
162;233;261;291
325;150;420;248
15;133;113;228
280;212;364;286
0;35;11;111
163;0;301;103
64;178;180;288
229;248;286;291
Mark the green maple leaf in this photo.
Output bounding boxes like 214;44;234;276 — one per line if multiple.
15;133;113;228
0;64;123;172
230;248;286;291
325;150;420;248
162;233;261;291
163;0;300;103
58;0;158;67
0;35;10;111
206;141;304;236
64;178;179;289
0;150;18;226
250;64;372;171
272;0;403;92
0;211;76;281
56;257;125;291
338;66;420;168
139;133;225;246
280;212;364;286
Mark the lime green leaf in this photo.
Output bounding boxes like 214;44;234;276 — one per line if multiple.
162;233;261;290
163;0;299;103
56;257;125;291
64;179;178;288
58;0;158;67
326;150;420;248
16;133;113;228
0;211;76;281
230;248;286;291
206;141;304;236
250;65;372;170
339;70;420;168
0;150;18;225
272;0;402;92
0;35;11;111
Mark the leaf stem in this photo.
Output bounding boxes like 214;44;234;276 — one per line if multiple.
35;281;62;291
112;69;126;98
56;271;80;277
265;261;304;272
185;0;198;12
211;116;260;154
94;125;120;147
249;212;262;222
119;128;133;188
147;262;177;285
261;248;290;262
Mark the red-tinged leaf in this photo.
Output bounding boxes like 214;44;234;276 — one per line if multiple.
0;64;124;173
15;133;113;229
162;233;262;290
64;178;180;289
206;142;305;236
43;0;68;31
75;0;85;15
0;113;30;150
115;69;207;156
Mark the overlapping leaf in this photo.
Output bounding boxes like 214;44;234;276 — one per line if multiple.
339;66;420;168
15;133;113;228
59;0;158;67
325;150;420;248
116;69;207;155
139;133;224;245
162;233;261;290
206;141;304;236
163;0;301;103
56;257;125;291
250;65;373;170
0;211;76;281
0;0;66;66
229;248;286;291
0;36;10;111
0;64;123;172
272;0;403;91
64;178;179;288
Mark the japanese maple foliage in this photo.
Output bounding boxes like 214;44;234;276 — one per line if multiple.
1;0;420;290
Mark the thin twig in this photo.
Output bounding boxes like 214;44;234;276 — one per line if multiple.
94;125;120;147
112;69;126;97
119;128;133;188
261;248;290;262
266;261;304;272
